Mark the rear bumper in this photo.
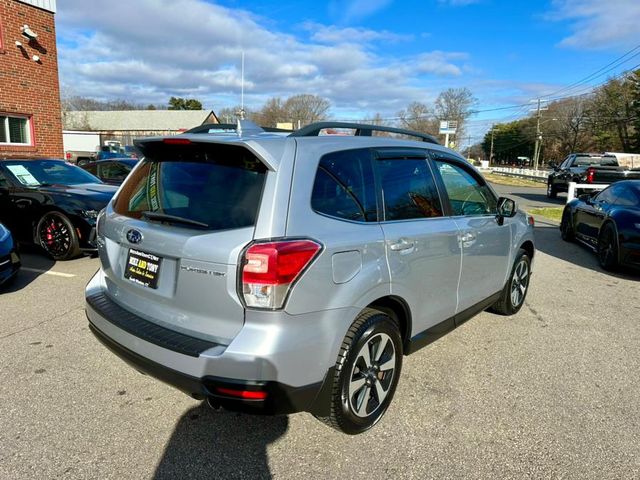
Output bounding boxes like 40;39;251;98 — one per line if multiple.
89;322;326;414
85;271;350;415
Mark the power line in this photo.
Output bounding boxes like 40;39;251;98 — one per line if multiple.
543;43;640;99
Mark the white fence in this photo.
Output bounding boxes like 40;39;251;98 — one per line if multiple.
489;167;550;183
566;182;608;204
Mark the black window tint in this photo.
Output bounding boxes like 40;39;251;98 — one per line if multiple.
83;164;97;175
99;162;130;181
113;143;266;231
596;187;616;204
376;158;442;220
0;169;9;188
611;185;639;207
311;149;376;222
435;161;497;216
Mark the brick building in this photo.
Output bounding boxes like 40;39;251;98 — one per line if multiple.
0;0;62;159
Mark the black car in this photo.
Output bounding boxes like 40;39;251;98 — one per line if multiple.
81;159;138;185
547;153;640;199
560;180;640;271
0;159;118;260
0;222;20;286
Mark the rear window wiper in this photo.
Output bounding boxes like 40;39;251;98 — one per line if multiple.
141;211;209;229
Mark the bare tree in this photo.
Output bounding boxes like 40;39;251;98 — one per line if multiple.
546;98;593;157
434;87;477;138
397;102;438;135
252;97;287;127
283;94;330;127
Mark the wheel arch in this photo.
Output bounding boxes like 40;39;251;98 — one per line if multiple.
365;295;412;354
599;218;621;262
519;240;535;260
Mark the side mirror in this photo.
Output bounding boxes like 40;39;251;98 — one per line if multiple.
578;193;591;203
548;161;557;169
496;197;517;225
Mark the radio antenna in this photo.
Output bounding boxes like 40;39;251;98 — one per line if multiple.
239;51;246;120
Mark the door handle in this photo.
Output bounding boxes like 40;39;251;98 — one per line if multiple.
389;239;415;251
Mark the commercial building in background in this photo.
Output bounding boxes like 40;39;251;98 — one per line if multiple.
0;0;63;159
62;110;220;161
63;110;219;143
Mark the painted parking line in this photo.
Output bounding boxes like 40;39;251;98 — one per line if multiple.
21;267;76;278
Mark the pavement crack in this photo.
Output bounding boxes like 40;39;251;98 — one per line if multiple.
525;301;548;327
0;306;84;340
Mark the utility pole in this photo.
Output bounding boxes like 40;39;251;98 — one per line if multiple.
489;127;495;166
531;98;548;170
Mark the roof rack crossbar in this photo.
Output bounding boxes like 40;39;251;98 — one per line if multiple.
184;123;293;134
289;122;440;145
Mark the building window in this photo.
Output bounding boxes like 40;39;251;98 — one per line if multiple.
0;115;32;145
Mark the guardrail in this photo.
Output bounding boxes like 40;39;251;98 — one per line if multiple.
566;182;608;203
489;167;550;183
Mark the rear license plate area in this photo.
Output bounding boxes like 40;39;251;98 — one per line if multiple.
124;249;162;289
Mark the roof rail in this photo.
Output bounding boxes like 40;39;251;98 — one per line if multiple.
184;122;293;134
289;122;440;145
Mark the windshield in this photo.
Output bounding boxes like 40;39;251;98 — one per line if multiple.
574;156;618;167
3;160;102;186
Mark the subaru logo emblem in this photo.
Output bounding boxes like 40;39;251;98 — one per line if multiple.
126;229;143;244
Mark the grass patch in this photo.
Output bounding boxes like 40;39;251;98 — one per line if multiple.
483;173;545;188
528;207;563;222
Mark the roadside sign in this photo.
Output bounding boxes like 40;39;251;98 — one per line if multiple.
439;120;457;135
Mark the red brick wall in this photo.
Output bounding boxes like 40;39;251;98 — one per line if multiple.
0;0;63;158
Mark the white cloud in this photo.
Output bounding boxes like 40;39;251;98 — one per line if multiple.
549;0;640;50
305;23;412;44
330;0;394;23
416;51;469;76
56;0;470;115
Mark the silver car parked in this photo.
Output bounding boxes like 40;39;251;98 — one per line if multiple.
85;121;535;434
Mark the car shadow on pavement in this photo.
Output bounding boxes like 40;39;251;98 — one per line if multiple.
534;221;639;281
153;403;288;480
515;192;567;206
1;246;55;293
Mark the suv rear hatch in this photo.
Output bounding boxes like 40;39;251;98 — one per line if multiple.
97;139;269;344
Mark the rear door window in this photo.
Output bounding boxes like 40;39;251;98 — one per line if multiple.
113;142;267;230
375;156;443;221
311;149;377;222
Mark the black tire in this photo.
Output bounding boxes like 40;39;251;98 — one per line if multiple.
597;222;618;271
546;181;557;199
490;249;531;316
317;308;403;435
35;212;81;261
560;208;575;242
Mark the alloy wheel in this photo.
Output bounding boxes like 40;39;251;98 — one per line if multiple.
510;259;529;308
39;214;72;258
348;333;396;418
598;227;615;267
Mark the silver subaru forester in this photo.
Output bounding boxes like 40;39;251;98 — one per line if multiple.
85;121;535;434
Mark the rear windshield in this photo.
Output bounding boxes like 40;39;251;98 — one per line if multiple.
113;142;267;230
574;156;618;166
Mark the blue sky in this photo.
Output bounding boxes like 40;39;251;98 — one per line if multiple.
56;0;640;141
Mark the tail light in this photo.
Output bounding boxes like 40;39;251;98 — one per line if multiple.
586;167;596;184
65;152;72;160
163;138;192;145
240;239;322;309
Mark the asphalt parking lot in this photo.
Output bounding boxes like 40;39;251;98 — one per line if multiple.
1;183;639;480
